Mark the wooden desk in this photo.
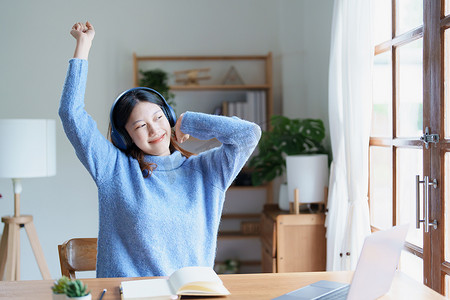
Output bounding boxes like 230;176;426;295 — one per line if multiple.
0;271;444;300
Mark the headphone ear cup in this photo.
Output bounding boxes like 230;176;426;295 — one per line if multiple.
165;104;177;127
110;87;176;151
111;127;129;150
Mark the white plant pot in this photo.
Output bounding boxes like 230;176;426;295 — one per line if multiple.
66;294;91;300
286;154;328;204
278;183;289;211
52;293;66;300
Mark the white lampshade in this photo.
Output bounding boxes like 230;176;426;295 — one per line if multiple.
286;154;328;204
0;119;56;178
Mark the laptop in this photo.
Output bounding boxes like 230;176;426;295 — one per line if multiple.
272;224;409;300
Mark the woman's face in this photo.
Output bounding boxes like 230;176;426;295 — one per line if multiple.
125;101;172;156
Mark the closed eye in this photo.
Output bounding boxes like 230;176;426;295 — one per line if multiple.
135;123;146;130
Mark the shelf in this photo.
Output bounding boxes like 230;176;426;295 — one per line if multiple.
215;260;261;266
135;54;270;61
228;185;268;191
221;213;261;219
169;84;270;91
218;231;260;239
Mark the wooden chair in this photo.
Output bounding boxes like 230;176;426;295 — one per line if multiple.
58;238;97;279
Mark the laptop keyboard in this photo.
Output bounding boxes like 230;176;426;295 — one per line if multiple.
317;285;350;300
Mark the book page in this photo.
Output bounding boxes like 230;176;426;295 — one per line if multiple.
121;278;176;300
168;266;230;295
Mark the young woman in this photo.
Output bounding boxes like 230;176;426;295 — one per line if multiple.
59;22;261;278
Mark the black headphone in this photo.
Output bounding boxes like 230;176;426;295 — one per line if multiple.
110;87;177;151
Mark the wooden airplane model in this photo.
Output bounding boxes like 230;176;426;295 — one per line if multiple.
174;68;211;85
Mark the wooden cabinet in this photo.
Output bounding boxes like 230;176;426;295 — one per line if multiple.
261;204;326;273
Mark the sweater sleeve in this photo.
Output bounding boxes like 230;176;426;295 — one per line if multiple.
58;58;120;184
180;111;261;190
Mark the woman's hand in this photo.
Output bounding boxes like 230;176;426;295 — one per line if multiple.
174;113;190;144
70;21;95;60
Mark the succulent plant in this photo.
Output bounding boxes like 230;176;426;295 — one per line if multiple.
65;279;90;297
51;276;71;294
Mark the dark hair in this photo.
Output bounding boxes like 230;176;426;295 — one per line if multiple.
108;89;195;177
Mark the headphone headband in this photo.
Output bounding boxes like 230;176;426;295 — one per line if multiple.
110;87;177;150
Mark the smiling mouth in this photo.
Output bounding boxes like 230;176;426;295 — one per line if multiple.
149;133;165;144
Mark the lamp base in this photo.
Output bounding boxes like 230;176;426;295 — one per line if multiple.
289;202;326;214
0;215;51;280
288;187;329;215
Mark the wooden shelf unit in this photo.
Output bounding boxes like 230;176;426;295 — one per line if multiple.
132;52;274;203
132;53;273;124
169;84;271;91
133;53;274;272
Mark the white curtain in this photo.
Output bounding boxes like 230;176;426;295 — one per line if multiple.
326;0;373;271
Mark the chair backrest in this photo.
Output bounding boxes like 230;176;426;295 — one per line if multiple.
58;238;97;279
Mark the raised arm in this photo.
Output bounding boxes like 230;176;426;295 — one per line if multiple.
180;112;261;190
70;21;95;60
59;21;120;185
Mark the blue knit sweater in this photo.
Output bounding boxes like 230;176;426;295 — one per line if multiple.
59;59;261;278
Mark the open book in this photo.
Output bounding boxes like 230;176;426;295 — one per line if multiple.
120;266;231;300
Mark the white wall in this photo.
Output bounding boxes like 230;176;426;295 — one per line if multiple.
280;0;334;141
0;0;333;279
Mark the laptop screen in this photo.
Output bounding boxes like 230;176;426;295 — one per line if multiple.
347;224;409;300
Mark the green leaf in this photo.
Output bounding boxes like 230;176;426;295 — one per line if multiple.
139;69;176;111
250;115;328;186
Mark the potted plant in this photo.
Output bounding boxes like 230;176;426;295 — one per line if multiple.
51;276;71;300
139;69;176;110
249;115;329;210
65;279;91;300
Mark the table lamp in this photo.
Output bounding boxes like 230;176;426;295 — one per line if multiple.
0;119;56;281
286;154;328;213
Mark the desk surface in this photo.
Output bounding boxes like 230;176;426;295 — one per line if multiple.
0;271;445;300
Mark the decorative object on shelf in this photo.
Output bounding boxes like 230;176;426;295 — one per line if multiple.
0;119;56;281
241;221;260;235
278;183;289;211
139;69;176;109
222;66;245;85
174;68;211;85
52;276;71;300
248;115;328;210
65;279;91;300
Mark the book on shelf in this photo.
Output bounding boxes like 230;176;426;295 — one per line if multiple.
222;101;229;116
245;91;267;130
220;91;266;130
259;91;267;131
120;266;230;300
